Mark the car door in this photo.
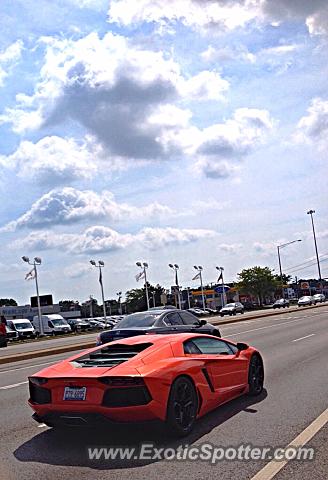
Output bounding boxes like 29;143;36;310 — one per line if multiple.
184;337;249;399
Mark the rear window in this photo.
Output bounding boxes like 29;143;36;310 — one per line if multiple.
114;313;159;329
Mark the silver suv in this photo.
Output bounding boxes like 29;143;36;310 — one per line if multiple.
220;302;245;316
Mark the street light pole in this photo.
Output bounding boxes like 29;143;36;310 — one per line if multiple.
136;262;150;310
194;266;206;311
22;256;43;336
169;264;182;309
276;239;302;298
90;260;107;327
307;210;322;281
216;266;226;306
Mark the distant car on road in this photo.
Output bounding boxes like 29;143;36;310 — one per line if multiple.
298;296;315;307
97;309;221;345
272;299;290;309
313;293;326;303
220;302;245;317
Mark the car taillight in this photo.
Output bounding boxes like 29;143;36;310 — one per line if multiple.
29;377;48;386
98;376;145;386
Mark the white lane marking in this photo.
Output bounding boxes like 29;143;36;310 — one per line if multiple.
250;407;328;480
0;360;56;374
38;423;48;428
0;381;28;390
223;318;309;338
292;334;315;342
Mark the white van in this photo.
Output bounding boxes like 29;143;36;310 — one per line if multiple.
33;314;71;335
7;319;36;339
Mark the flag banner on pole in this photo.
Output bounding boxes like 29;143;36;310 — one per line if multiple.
135;271;145;282
217;272;223;282
192;272;201;281
25;268;35;281
99;267;103;286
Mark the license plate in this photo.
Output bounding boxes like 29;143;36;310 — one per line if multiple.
63;386;86;401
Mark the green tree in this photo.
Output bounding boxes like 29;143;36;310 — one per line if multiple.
0;298;18;306
59;300;80;311
237;266;279;306
125;283;165;313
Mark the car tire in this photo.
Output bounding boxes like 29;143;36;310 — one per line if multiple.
247;354;264;396
241;310;244;314
166;376;198;437
233;311;237;316
220;313;224;317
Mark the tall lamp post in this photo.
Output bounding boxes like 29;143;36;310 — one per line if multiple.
90;260;107;327
22;256;43;336
136;262;150;310
169;264;182;309
193;265;206;311
277;239;302;298
307;210;322;281
216;266;227;306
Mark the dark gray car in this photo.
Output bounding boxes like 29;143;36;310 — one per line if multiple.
96;309;221;345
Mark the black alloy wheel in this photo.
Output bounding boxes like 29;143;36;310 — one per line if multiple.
248;354;264;396
167;376;198;436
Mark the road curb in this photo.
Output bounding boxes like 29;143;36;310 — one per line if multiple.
0;303;326;365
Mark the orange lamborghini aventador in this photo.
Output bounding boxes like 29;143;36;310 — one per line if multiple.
28;333;264;436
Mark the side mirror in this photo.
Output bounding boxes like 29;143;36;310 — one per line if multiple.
236;342;249;351
198;319;207;327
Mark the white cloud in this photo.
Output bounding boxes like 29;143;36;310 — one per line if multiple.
64;262;91;279
295;98;328;149
193;108;274;178
108;0;260;32
0;136;98;186
2;187;174;231
13;225;217;254
0;40;23;87
108;0;328;36
201;45;256;64
1;32;229;164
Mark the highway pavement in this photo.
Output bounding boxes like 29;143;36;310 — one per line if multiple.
0;307;327;480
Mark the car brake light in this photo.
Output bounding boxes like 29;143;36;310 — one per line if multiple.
98;376;145;386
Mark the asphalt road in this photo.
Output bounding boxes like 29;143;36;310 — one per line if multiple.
0;307;327;480
0;304;324;358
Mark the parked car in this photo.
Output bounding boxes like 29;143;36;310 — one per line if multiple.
187;308;209;317
6;324;19;341
7;319;36;339
220;302;245;316
205;308;218;315
242;301;258;311
33;314;71;335
297;296;315;307
67;319;91;333
96;309;221;345
272;299;290;309
313;293;326;303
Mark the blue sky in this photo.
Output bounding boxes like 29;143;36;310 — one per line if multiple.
0;0;327;304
